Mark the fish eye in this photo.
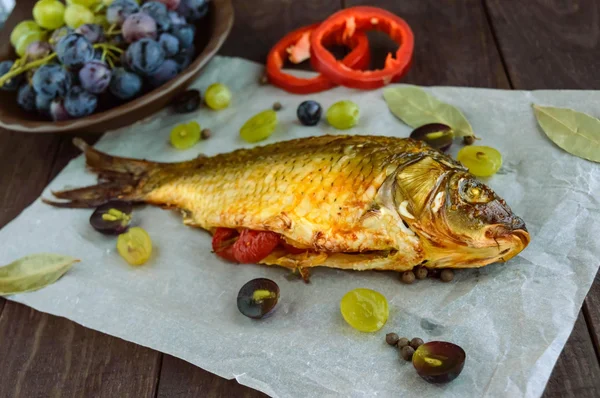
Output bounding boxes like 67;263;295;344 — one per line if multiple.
459;179;494;204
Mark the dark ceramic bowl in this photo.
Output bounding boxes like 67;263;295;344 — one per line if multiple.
0;0;233;134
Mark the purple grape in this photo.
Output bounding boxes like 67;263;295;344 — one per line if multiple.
0;60;22;91
79;61;112;94
32;64;72;97
106;0;140;26
140;1;171;31
148;59;179;87
158;33;179;57
56;34;94;68
125;38;165;75
75;24;105;44
50;98;70;121
25;41;52;61
171;24;195;48
122;13;158;43
35;93;53;115
177;0;209;21
168;10;186;26
109;67;142;99
64;86;98;117
50;27;73;50
17;84;37;112
172;46;195;70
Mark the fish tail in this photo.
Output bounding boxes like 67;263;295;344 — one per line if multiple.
43;138;159;208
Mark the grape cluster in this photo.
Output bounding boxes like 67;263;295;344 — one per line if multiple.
1;0;210;121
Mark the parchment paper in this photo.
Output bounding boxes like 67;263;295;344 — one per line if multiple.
1;56;599;398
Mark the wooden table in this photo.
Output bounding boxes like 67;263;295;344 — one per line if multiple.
1;1;599;397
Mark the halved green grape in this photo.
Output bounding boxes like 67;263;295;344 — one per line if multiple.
117;227;152;266
340;288;389;332
16;31;48;57
326;100;360;130
240;110;277;143
10;20;42;48
170;121;201;149
33;0;66;30
412;341;466;384
456;145;502;177
64;4;95;29
204;83;231;110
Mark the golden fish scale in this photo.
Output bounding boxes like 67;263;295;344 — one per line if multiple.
146;135;425;253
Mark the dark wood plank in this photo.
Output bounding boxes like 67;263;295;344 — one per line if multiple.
484;0;600;89
347;0;509;88
0;301;161;398
219;0;342;63
583;271;600;356
542;312;600;398
157;355;267;398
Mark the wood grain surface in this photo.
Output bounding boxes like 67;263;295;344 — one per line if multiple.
484;0;600;89
0;302;161;398
0;0;599;397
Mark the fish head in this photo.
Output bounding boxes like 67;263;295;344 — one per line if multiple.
396;167;530;268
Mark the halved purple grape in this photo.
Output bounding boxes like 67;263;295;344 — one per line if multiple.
412;341;466;384
90;201;133;234
409;123;454;152
237;278;279;319
172;89;200;113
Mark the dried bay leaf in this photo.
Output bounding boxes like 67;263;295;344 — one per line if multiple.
533;105;600;163
383;86;474;137
0;253;79;296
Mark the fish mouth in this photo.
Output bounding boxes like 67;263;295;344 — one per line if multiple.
493;228;530;262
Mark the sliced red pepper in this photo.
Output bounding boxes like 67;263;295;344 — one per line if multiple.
266;22;371;94
310;6;414;90
212;228;281;264
233;229;281;263
212;227;238;262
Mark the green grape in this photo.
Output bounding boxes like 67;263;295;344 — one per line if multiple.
16;31;47;57
326;100;360;130
456;145;502;177
93;14;110;29
10;20;42;48
170;121;201;149
33;0;66;30
205;83;232;110
64;4;95;29
117;227;152;266
340;288;389;332
67;0;102;7
240;110;277;143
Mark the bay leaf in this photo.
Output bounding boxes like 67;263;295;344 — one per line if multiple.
383;86;474;137
532;105;600;163
0;253;79;296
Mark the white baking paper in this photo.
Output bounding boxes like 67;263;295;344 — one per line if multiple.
1;56;599;398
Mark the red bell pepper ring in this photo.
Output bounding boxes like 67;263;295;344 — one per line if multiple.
310;6;414;90
266;23;371;94
212;228;281;263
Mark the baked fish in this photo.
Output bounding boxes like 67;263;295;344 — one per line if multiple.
45;135;530;274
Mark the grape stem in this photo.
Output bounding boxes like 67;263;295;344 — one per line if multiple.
94;43;123;54
0;53;58;87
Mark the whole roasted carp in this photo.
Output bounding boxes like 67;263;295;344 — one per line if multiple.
45;135;530;274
